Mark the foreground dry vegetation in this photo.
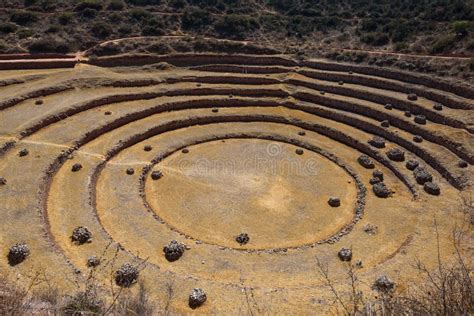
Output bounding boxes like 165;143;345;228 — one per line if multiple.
1;220;473;314
0;40;473;313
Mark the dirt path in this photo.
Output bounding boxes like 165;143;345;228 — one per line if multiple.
341;48;472;60
0;36;471;67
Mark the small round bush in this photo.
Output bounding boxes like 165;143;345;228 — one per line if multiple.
18;149;29;157
151;170;163;180
413;135;423;143
71;163;83;172
71;226;92;245
328;197;341;207
189;288;207;309
407;93;418;101
115;263;139;288
386;148;405;162
433;103;443;111
87;256;100;268
235;233;249;245
413;167;433;185
373;275;395;293
406;160;419;171
369;177;381;185
337;248;352;261
373;182;392;198
163;240;186;262
363;224;378;235
423;182;440;196
7;243;30;265
372;170;384;181
358;155;375;169
368;136;385;148
414;115;427;125
458;160;468;168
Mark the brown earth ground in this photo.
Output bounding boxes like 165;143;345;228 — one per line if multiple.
0;52;473;314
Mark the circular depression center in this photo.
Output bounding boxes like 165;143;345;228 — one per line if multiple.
145;139;357;249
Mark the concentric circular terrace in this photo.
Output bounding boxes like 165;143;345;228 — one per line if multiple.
0;46;472;313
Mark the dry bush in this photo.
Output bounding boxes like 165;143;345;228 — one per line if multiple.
460;191;474;224
113;281;155;315
62;287;105;315
382;219;473;315
0;274;30;315
317;218;473;315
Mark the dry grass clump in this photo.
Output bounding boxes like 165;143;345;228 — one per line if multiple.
114;282;155;316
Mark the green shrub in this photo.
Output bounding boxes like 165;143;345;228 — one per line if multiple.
182;7;213;30
91;22;114;38
17;28;34;39
141;26;165;36
36;0;57;11
215;14;260;39
129;8;152;20
45;25;61;33
0;40;7;53
467;40;474;51
145;42;172;54
108;12;123;22
360;32;389;46
360;18;378;32
169;0;186;9
394;42;409;51
23;0;37;6
452;20;470;37
28;38;70;53
430;35;456;54
108;0;125;10
259;14;285;33
126;0;161;5
10;11;39;26
118;24;133;35
0;23;17;34
74;0;103;11
79;8;98;18
58;12;74;25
